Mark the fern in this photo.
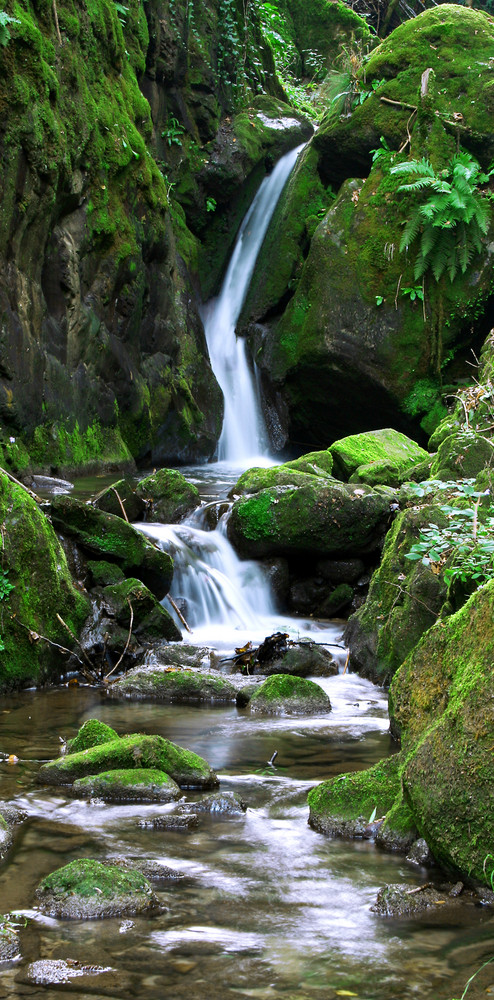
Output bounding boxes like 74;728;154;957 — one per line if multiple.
390;150;492;283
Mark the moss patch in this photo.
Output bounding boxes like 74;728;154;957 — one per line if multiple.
250;673;331;715
72;767;181;802
67;719;118;754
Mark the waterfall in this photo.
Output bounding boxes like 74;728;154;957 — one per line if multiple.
201;144;305;466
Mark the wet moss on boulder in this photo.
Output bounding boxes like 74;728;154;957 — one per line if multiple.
49;496;173;598
0;471;91;691
100;578;181;642
135;468;200;524
72;768;181;803
92;480;146;523
308;754;404;838
228;479;391;559
430;430;494;482
38;732;218;789
249;673;331;715
67;719;118;755
35;860;158;919
230;450;334;497
111;666;237;703
330;429;429;487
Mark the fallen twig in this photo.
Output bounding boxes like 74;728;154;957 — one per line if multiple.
380;96;417;112
56;613;94;669
0;466;42;504
406;882;433;895
104;599;134;680
166;594;192;633
111;488;129;523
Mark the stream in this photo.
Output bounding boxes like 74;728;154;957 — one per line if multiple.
1;146;493;1000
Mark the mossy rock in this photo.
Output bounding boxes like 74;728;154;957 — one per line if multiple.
72;768;181;803
92;479;146;522
259;641;338;678
249;673;331;715
100;578;181;642
35;860;157;919
111;666;236;703
387;578;494;884
372;883;456;918
87;560;126;587
228;479;391;559
0;471;91;691
67;719;118;755
38;733;218;789
345;503;448;682
330;429;429;483
430;430;494;481
49;496;173;598
308;754;404;838
136;468;200;523
231;466;331;497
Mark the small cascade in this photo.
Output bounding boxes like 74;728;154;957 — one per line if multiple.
201;143;305;465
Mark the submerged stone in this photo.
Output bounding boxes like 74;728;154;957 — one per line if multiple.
38;733;218;790
111;666;237;703
188;791;247;816
371;883;455;918
35;859;157;919
250;674;331;715
72;768;181;803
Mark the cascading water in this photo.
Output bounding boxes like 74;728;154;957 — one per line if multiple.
201;143;305;465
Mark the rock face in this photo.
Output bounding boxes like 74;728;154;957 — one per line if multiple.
35;860;158;918
0;471;91;691
242;6;494;452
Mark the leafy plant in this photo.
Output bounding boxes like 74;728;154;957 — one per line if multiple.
0;10;20;47
0;568;13;602
405;481;494;588
161;117;184;147
113;1;128;25
206;197;217;213
370;135;393;165
401;284;424;302
390;151;492;283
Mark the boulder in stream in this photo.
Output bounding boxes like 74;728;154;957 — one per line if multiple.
135;468;200;524
67;719;119;754
72;768;181;803
111;666;237;703
249;674;331;715
38;732;218;790
92;479;146;523
371;883;460;918
35;859;158;919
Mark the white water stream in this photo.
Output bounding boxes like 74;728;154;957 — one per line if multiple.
201;144;305;465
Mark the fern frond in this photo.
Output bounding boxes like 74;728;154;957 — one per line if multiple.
390;157;435;178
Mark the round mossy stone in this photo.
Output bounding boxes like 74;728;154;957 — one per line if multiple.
72;768;181;802
35;859;157;919
67;719;119;754
136;468;200;523
249;674;331;715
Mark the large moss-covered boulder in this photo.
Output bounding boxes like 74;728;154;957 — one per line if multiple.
99;578;181;642
249;674;331;715
388;579;494;884
308;754;405;838
0;472;91;691
111;666;236;703
38;733;218;789
345;502;448;682
35;860;157;918
430;430;494;481
72;768;181;803
135;468;200;523
49;496;173;597
230;450;334;497
330;429;429;485
228;478;391;558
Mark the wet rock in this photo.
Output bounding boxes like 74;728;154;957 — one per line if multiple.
143;644;213;670
260;641;338;678
49;496;173;598
67;719;119;754
92;478;146;522
38;732;219;790
430;429;494;481
406;838;434;866
138;813;199;831
72;768;182;803
136;468;200;524
330;429;428;486
23;959;115;985
228;479;391;560
371;883;453;918
35;859;158;919
110;666;237;703
185;791;247;816
115;859;185;882
99;578;181;642
249;674;331;715
0;915;21;963
308;755;405;840
87;560;126;587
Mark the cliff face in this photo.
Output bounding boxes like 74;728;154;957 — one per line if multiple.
0;0;294;474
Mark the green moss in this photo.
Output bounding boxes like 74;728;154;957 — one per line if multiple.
72;767;181;801
250;673;331;714
330;428;429;481
114;667;236;703
233;489;278;541
136;468;200;523
38;859;151;900
308;754;403;830
67;719;118;754
38;732;218;789
28;421;133;477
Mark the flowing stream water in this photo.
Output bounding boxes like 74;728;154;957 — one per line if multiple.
1;147;493;999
